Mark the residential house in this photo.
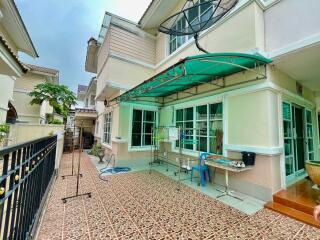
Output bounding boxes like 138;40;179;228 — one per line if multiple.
0;0;38;122
75;78;97;149
85;0;320;203
10;64;59;124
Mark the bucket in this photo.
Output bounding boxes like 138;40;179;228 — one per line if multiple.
241;151;256;166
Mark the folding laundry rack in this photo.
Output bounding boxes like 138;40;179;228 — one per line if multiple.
149;126;202;190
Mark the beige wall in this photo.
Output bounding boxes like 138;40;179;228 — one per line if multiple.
12;92;41;123
155;2;264;70
265;0;320;53
13;71;53;123
8;124;64;145
8;124;65;170
268;66;315;103
94;101;105;139
97;57;154;97
228;90;279;147
216;151;281;200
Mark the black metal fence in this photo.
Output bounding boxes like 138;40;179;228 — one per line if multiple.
0;135;57;240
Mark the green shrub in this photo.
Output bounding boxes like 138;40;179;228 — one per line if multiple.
49;119;63;125
0;123;9;143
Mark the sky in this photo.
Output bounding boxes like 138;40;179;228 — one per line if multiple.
16;0;152;93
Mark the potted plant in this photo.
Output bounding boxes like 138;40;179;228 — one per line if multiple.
91;144;104;163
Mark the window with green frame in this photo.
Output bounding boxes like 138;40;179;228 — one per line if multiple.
175;102;223;154
131;109;156;147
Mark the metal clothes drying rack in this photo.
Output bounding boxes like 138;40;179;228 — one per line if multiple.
62;124;82;179
149;126;202;191
62;121;91;203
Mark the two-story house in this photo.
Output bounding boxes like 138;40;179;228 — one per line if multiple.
75;78;97;149
0;0;38;122
9;64;59;124
85;0;320;205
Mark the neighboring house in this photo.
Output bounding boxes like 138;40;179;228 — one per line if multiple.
10;64;59;124
85;0;320;202
0;0;38;123
74;78;97;149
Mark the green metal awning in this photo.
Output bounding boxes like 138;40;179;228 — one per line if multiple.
113;53;272;103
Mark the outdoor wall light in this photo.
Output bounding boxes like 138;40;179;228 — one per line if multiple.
104;99;108;107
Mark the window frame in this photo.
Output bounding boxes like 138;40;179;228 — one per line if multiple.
130;108;157;150
174;102;223;155
103;111;112;147
168;0;214;54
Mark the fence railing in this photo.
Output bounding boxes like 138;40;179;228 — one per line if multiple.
0;135;57;240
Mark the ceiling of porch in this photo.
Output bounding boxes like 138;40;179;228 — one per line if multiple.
273;43;320;91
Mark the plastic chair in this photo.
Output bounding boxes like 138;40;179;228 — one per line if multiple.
191;152;211;186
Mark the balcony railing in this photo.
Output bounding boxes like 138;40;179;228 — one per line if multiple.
0;135;57;240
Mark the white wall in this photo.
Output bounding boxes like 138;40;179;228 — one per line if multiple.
265;0;320;54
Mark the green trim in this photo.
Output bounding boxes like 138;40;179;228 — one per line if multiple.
113;53;272;103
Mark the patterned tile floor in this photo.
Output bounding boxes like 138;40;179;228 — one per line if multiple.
37;152;320;240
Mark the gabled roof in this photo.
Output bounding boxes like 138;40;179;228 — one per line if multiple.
1;0;38;57
24;64;59;76
138;0;156;25
0;34;28;73
138;0;181;29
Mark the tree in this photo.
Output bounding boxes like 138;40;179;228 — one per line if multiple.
28;82;77;118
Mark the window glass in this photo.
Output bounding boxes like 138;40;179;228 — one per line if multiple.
210;103;223;119
200;6;213;24
185;107;193;121
188;1;199;22
131;109;156;147
196;121;207;135
200;0;211;14
133;109;142;121
132;134;141;147
103;112;112;145
306;110;312;124
196;105;207;120
176;109;183;122
175;102;223;154
144;110;155;122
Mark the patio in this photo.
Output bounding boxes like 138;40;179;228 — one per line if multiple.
37;152;320;240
